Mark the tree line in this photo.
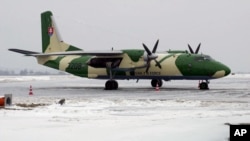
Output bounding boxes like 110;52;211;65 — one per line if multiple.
0;69;66;76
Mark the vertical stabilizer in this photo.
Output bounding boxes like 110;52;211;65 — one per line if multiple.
41;11;81;53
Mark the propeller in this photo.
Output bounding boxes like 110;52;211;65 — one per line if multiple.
188;43;201;54
142;39;162;73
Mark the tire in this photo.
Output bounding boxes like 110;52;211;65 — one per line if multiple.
151;79;163;87
199;82;208;90
105;80;118;90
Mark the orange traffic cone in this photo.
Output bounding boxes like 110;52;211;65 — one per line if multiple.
155;83;160;91
29;85;33;95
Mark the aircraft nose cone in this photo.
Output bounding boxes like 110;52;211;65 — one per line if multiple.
212;63;231;78
224;65;231;76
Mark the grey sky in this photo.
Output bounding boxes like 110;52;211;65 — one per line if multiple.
1;0;250;73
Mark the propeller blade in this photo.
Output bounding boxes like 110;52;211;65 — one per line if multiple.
195;43;201;54
188;44;194;54
143;43;152;55
152;39;159;53
142;39;162;73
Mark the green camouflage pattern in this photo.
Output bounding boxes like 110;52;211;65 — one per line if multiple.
9;11;230;87
37;11;230;80
41;11;81;53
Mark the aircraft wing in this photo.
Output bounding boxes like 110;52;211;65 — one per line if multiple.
9;49;123;56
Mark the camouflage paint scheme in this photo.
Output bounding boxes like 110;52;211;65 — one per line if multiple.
9;11;231;89
40;11;230;79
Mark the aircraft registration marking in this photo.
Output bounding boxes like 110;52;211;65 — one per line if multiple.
68;63;84;70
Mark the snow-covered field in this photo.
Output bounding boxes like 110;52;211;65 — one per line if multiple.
0;74;250;141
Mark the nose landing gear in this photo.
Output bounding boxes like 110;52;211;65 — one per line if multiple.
199;80;209;90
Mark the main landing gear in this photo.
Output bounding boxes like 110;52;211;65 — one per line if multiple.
105;62;119;90
105;80;118;90
199;80;209;90
151;79;163;88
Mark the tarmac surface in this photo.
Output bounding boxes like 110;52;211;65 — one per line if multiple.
0;74;249;141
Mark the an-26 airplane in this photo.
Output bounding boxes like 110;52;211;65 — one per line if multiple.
9;11;231;90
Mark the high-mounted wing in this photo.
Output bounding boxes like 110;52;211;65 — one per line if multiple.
9;48;123;56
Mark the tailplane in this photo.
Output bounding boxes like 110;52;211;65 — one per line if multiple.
41;11;81;53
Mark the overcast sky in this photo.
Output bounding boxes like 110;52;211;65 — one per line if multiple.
1;0;250;73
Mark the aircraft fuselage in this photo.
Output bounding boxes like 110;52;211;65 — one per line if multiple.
38;49;230;81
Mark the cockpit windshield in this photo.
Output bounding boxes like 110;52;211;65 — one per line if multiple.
194;55;214;61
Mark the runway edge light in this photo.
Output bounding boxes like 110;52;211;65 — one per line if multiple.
155;83;160;91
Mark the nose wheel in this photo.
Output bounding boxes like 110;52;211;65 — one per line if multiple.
199;80;209;90
105;80;118;90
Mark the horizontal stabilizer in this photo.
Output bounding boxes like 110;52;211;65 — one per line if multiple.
8;49;40;56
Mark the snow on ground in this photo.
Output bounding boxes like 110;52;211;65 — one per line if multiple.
0;74;250;141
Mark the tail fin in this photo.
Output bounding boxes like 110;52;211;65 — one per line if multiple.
41;11;81;53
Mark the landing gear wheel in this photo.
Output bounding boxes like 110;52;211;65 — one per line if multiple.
151;79;163;87
105;80;118;90
199;82;209;90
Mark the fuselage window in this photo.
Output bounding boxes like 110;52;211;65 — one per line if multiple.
194;55;213;62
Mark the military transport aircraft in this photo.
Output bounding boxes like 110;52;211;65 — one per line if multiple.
9;11;231;90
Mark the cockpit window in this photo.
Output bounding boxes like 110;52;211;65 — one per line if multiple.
194;55;214;61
